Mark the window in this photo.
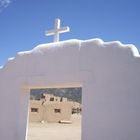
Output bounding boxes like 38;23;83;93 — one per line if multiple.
54;109;61;113
60;97;63;102
31;108;39;113
50;97;54;101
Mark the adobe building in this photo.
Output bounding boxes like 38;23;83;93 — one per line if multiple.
29;94;80;123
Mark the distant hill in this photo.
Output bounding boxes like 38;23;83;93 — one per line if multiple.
30;87;82;103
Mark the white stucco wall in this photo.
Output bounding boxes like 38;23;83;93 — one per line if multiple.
0;39;140;140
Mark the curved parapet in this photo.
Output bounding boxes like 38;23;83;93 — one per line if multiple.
0;38;139;72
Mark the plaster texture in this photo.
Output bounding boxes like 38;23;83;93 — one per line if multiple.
0;39;140;140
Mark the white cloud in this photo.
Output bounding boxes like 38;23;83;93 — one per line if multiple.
0;0;12;12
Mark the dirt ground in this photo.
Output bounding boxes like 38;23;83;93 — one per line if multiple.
27;114;81;140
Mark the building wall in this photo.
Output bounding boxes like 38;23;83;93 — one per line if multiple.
0;39;140;140
43;93;67;102
43;102;72;122
29;95;73;123
29;100;43;122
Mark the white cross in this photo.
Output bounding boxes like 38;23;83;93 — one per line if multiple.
45;18;70;42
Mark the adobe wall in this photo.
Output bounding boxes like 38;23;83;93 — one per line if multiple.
29;99;72;123
0;39;140;140
44;102;72;122
29;100;44;122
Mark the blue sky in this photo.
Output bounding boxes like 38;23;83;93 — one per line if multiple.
0;0;140;66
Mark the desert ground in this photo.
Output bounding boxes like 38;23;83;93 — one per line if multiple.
27;114;81;140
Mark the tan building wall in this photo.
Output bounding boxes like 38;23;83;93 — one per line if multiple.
42;93;68;102
43;102;72;123
29;100;44;122
29;94;74;123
